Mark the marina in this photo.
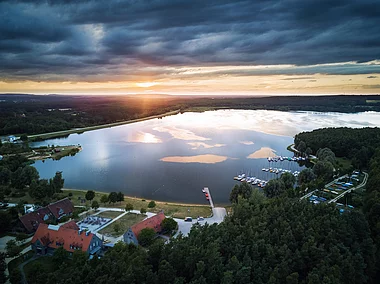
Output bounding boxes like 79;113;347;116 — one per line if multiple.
233;155;305;187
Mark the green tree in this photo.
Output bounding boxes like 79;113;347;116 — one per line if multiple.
264;179;286;198
117;192;124;203
148;200;156;208
51;171;64;192
316;148;336;164
140;208;147;214
11;167;24;189
85;190;95;201
0;211;12;234
297;141;306;153
125;203;133;212
161;218;177;233
305;147;313;156
20;165;40;187
281;172;296;189
6;240;21;257
138;228;156;246
158;260;176;283
298;168;316;185
52;246;69;268
108;192;118;205
313;161;334;182
9;267;21;284
0;253;6;284
15;233;28;243
229;183;252;203
29;179;50;200
0;166;11;185
100;194;108;205
91;200;99;210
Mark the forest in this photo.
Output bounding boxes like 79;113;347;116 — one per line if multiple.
1;94;380;136
294;127;380;169
13;189;375;284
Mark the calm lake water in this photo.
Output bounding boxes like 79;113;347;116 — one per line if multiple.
32;110;380;205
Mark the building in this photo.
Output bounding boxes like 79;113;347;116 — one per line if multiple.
47;198;74;220
19;198;75;233
31;222;102;257
123;212;165;245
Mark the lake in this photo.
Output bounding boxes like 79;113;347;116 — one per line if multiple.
32;110;380;205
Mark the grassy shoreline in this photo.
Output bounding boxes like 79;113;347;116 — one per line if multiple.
27;109;181;141
62;188;213;219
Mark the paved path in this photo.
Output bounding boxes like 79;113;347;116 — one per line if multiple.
328;172;368;203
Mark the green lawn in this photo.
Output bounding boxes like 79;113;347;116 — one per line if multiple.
61;189;212;219
96;211;123;219
98;213;146;237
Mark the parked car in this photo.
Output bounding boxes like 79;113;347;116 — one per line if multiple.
184;217;192;222
197;217;204;221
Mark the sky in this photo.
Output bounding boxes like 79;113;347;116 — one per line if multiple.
0;0;379;95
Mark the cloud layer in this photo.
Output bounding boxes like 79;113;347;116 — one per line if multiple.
0;0;379;92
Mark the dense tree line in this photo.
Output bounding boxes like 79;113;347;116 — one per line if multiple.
363;149;380;281
23;187;376;284
1;94;379;136
295;127;380;169
296;127;380;281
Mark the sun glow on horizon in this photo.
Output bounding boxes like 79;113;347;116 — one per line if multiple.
136;82;157;88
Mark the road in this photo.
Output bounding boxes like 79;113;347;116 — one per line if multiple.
328;172;368;203
173;187;226;237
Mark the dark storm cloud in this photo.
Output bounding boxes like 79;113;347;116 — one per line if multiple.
1;0;380;81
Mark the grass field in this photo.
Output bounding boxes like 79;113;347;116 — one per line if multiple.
96;211;123;219
98;213;146;237
61;189;212;219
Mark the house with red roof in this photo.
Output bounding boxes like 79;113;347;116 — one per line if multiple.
123;212;165;245
31;223;102;256
47;198;74;220
19;198;75;233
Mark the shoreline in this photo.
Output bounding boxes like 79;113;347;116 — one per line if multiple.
62;188;218;208
27;109;181;141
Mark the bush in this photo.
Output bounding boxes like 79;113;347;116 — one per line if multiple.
140;208;147;214
148;201;156;208
6;240;22;257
